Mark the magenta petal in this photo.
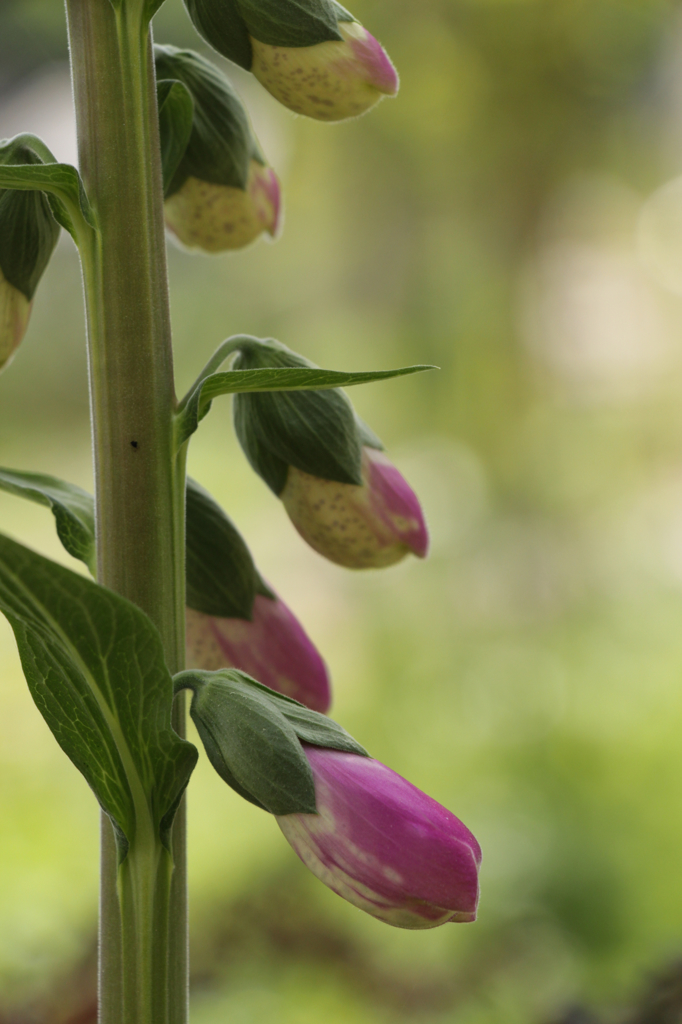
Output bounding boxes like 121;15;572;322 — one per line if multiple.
347;29;399;95
249;164;282;237
277;748;481;929
364;448;429;559
186;594;331;713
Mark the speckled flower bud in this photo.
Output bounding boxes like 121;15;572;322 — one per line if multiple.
232;338;428;569
182;0;398;121
155;45;281;253
281;445;427;569
278;747;481;928
164;160;280;252
250;20;398;121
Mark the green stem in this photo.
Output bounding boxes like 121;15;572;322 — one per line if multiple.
119;837;175;1024
176;334;256;412
65;0;187;1020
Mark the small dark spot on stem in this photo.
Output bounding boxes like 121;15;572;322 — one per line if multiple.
130;440;139;449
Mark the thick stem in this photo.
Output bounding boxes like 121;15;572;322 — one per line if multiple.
119;838;175;1024
65;0;187;1020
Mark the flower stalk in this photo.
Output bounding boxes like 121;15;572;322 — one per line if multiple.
64;0;188;1019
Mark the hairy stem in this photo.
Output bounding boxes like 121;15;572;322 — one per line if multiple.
65;0;187;1019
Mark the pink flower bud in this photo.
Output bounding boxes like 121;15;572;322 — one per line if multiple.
250;21;399;122
186;593;330;713
0;270;31;372
277;747;481;928
164;159;281;252
281;445;428;568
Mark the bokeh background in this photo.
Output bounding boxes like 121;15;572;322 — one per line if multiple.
3;0;682;1021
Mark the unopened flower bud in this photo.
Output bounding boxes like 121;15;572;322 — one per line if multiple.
282;444;428;569
183;0;398;121
277;747;481;928
155;45;281;252
186;595;330;713
232;338;428;568
186;477;331;711
0;137;60;371
164;159;279;252
250;21;398;121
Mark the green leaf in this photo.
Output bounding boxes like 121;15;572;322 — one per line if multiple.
157;79;195;196
0;468;273;616
0;468;96;575
0;533;197;856
146;0;168;17
177;668;317;815
185;477;260;617
175;363;435;449
0;135;95;239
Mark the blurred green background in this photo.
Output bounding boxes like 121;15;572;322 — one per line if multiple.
3;0;682;1020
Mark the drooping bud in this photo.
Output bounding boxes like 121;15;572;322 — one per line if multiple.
0;137;60;371
232;338;428;568
155;45;281;252
185;477;331;711
277;747;481;929
182;0;398;121
282;445;428;568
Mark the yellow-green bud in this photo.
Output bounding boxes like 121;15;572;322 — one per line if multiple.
164;159;280;252
250;21;398;121
155;45;281;253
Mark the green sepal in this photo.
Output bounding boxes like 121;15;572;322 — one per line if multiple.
174;334;434;451
0;533;198;858
0;468;96;575
231;672;368;755
233;339;365;494
0;134;95;243
186;476;261;618
0;138;60;300
155;45;261;197
355;415;383;451
156;78;195;196
183;0;253;70
177;668;318;815
236;0;344;49
183;0;353;70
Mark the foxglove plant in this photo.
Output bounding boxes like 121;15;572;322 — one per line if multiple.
0;0;479;1020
